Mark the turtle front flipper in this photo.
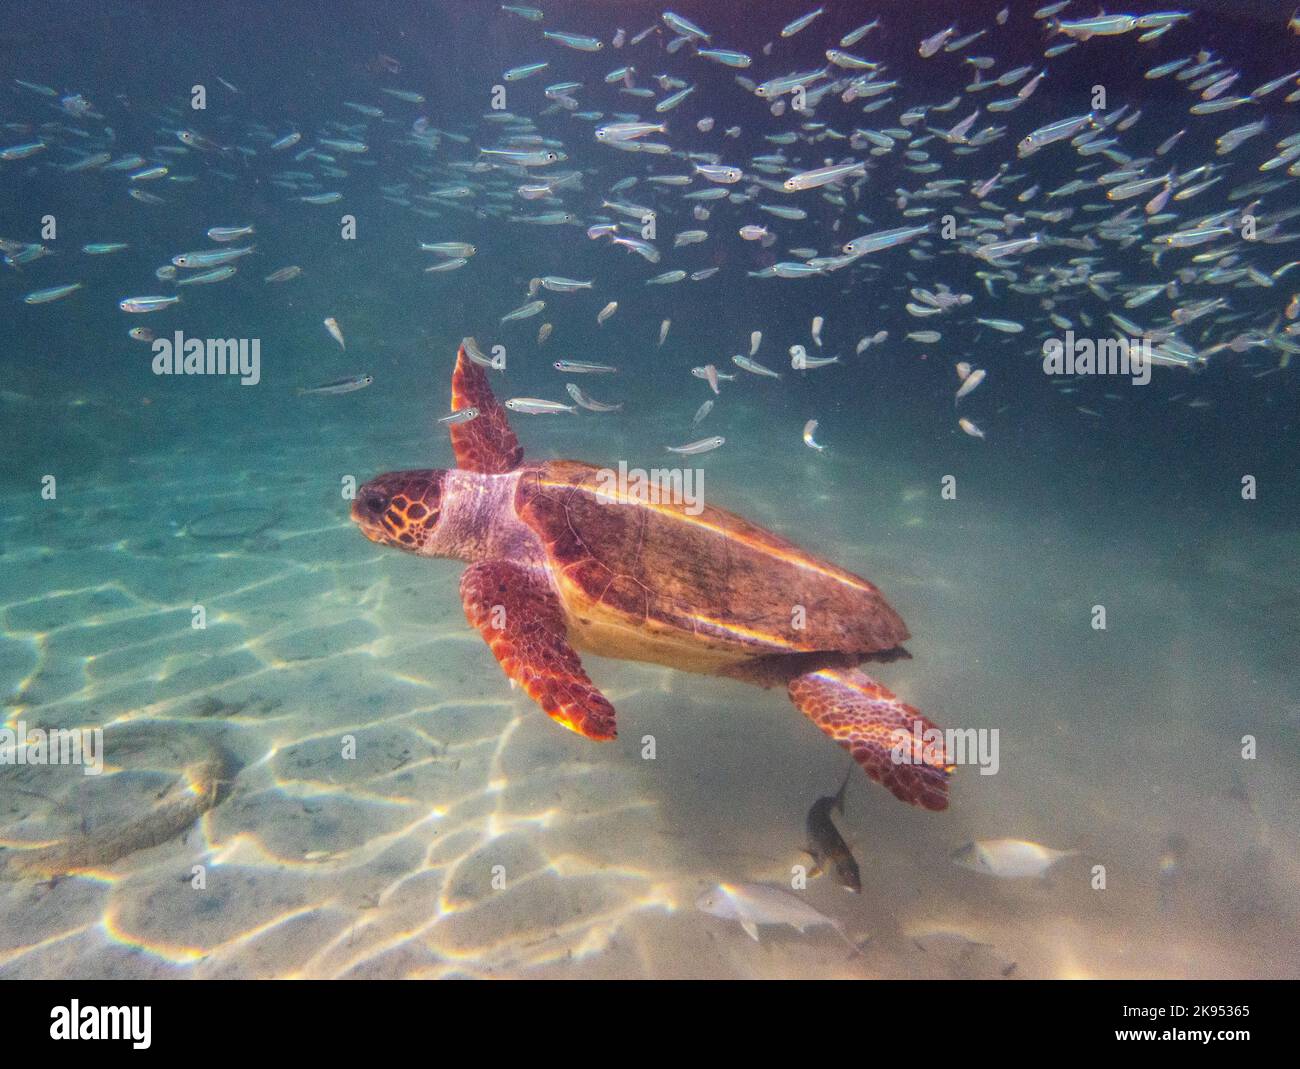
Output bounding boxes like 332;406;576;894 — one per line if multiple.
460;560;617;741
789;668;952;811
450;341;524;474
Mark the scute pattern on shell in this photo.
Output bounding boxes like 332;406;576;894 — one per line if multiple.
515;460;911;658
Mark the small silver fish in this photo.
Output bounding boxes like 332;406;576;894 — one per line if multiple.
298;374;373;396
175;265;236;286
425;257;468;273
951;839;1076;879
119;295;180;313
692;364;735;393
501;299;545;322
438;407;479;425
505;397;577;414
732;354;781;378
790;345;840;370
781;7;825;38
23;283;83;304
975;318;1024;334
535;275;591;293
462;337;504;371
554;360;616;374
696;882;858;949
665;436;725;454
324;317;345;349
955;367;986;401
646;269;687;285
566;383;623;412
421;241;477;257
802;420;826;451
207;225;254;242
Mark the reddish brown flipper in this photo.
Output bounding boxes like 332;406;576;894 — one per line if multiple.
460;560;618;741
450;342;523;474
789;667;952;811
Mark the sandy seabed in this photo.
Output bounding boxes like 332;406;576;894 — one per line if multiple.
1;412;1296;980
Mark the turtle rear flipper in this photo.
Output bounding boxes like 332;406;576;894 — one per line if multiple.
789;668;951;811
449;342;523;474
460;560;617;741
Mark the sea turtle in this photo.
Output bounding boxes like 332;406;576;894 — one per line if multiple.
350;343;953;810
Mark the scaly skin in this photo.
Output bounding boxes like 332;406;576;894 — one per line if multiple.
350;343;952;810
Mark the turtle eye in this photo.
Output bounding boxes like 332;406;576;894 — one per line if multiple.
363;493;387;515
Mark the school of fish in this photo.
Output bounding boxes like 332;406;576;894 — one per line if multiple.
6;3;1299;449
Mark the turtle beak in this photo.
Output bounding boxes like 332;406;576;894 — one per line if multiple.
349;494;387;544
350;501;380;542
350;470;446;553
350;478;397;545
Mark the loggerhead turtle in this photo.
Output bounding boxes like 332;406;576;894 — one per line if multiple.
350;343;953;810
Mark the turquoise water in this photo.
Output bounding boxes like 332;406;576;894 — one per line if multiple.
0;0;1297;979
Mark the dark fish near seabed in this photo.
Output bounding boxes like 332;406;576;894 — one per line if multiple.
805;770;861;892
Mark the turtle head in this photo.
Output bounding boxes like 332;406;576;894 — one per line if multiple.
351;469;447;554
